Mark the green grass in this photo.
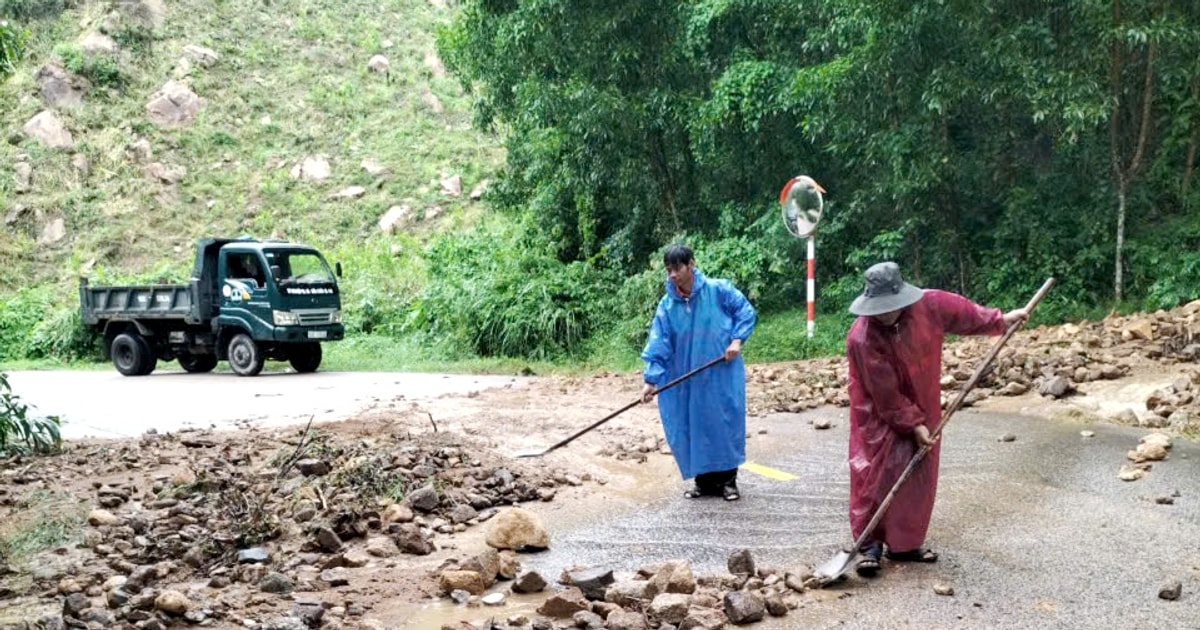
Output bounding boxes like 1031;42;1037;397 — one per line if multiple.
0;490;86;563
0;308;853;376
745;310;853;363
0;0;502;308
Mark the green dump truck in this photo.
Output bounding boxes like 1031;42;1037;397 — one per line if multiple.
80;237;345;376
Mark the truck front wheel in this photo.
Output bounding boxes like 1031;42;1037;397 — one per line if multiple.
112;333;154;376
227;334;264;376
178;352;218;373
288;343;322;373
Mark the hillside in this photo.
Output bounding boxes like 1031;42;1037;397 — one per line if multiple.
1;0;500;310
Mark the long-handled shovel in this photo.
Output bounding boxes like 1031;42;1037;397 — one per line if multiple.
812;278;1056;585
514;356;725;458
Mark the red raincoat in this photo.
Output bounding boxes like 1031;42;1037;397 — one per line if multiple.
845;290;1006;552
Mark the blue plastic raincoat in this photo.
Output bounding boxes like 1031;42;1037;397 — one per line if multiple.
641;270;757;480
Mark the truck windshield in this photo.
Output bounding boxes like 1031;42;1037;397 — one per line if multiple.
266;250;335;286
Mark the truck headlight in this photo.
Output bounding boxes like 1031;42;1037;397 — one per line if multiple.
273;310;300;325
330;309;342;324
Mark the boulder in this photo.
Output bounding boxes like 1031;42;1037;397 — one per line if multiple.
182;45;219;67
23;110;74;148
110;0;167;31
648;593;690;625
439;570;485;596
440;174;462;197
146;80;201;127
568;567;614;601
486;508;550;551
407;486;440;512
512;570;547;594
78;32;118;56
14;160;32;193
727;549;756;577
36;63;87;108
678;607;728;630
1038;376;1073;398
382;503;414;524
392;523;435;555
367;55;390;73
290;155;331;181
38;218;66;246
379;205;411;234
604;580;648;608
535;587;589;618
154;590;189;615
605;611;648;630
723;591;765;625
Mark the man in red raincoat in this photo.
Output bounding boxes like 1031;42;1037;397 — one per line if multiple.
845;262;1027;577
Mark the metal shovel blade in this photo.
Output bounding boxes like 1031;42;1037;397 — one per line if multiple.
812;548;856;586
513;448;548;458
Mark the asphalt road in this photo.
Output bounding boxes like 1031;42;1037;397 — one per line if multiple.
4;369;528;440
522;407;1200;629
9;369;1198;628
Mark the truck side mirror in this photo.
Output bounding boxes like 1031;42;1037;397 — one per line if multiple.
335;262;343;278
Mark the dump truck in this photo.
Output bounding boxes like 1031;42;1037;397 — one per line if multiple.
80;237;345;376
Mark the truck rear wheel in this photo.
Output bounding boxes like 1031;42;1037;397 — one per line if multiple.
227;333;264;376
288;343;322;373
178;352;218;373
112;333;154;376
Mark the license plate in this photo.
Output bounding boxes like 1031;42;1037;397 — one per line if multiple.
307;330;327;339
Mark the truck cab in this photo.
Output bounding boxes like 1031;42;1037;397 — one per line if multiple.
80;237;345;376
207;240;345;374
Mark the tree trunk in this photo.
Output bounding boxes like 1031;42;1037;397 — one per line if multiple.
1115;184;1126;303
1108;0;1156;304
1185;75;1198;196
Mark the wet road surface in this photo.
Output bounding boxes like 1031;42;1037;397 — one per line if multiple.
520;407;1200;629
4;370;528;440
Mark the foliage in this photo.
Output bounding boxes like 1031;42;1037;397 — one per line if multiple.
413;221;619;359
7;1;1200;369
27;305;101;360
0;0;70;21
444;0;1200;317
53;43;123;89
744;310;853;364
0;286;54;361
0;18;25;79
0;372;61;455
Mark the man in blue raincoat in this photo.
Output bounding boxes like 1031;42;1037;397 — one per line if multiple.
641;244;757;501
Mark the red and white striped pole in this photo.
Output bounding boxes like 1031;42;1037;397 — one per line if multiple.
780;175;826;339
807;235;815;338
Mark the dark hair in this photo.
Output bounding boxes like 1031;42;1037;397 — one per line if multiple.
663;244;694;267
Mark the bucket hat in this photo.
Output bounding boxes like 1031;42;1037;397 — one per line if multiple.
848;261;925;316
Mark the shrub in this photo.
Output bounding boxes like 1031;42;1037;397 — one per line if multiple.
414;224;620;359
1;372;61;455
0;0;71;21
0;18;26;80
0;286;55;361
53;43;123;89
26;306;101;361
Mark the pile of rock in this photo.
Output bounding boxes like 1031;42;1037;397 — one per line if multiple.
440;549;806;629
2;426;583;628
1118;433;1172;482
1138;370;1200;430
747;300;1200;417
745;358;848;417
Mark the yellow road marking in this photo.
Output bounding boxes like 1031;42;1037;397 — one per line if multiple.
739;461;797;481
